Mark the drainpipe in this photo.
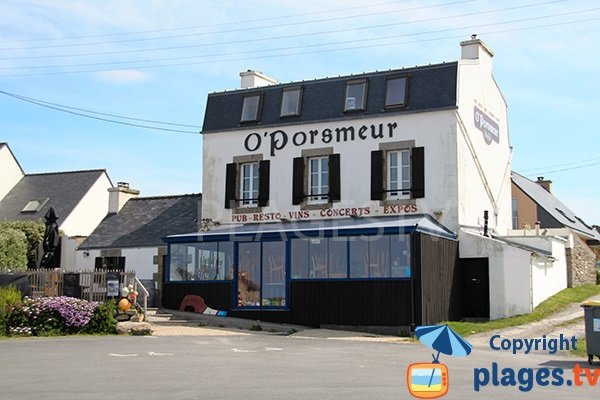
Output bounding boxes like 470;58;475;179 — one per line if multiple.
529;254;534;313
483;210;489;237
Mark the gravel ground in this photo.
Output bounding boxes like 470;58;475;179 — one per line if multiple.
145;310;412;341
150;324;250;336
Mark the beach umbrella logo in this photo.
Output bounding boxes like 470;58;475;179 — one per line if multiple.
407;324;472;398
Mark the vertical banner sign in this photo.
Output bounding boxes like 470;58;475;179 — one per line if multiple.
474;106;500;145
106;271;120;298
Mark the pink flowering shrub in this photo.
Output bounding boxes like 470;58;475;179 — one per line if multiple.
4;296;116;336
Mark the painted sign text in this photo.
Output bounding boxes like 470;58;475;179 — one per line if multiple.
244;122;399;156
474;106;499;145
231;204;418;223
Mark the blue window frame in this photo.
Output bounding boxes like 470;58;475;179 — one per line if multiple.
237;241;287;309
291;234;411;280
168;242;233;281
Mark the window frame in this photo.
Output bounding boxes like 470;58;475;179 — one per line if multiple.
371;140;423;203
293;149;340;208
384;76;409;108
280;86;303;117
512;198;519;229
344;79;368;112
240;93;263;123
21;198;49;213
290;234;412;281
226;155;269;212
168;242;234;282
386;149;411;200
240;162;259;207
307;156;329;204
94;256;125;271
236;240;287;309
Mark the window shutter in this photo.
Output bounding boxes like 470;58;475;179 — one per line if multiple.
328;153;341;202
411;147;425;199
370;150;384;200
118;257;126;270
94;257;103;269
292;157;305;205
224;163;237;209
258;160;270;207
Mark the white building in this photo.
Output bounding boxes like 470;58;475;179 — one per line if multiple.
163;38;567;328
0;142;113;269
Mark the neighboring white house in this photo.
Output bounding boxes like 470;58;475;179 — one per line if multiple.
0;143;113;268
0;143;25;202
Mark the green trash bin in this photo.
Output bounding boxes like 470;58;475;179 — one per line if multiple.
581;301;600;365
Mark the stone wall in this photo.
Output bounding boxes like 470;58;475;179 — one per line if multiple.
566;234;597;287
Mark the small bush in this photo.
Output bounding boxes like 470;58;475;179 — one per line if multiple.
0;285;22;312
596;268;599;285
0;285;23;336
86;300;117;334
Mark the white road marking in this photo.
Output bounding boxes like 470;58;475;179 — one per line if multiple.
264;347;283;351
148;351;174;356
108;353;139;357
231;348;257;353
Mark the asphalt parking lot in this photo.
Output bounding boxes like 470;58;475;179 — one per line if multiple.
1;328;598;400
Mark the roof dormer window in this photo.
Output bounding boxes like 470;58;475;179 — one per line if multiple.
21;198;48;213
344;79;367;112
240;93;262;122
280;87;302;117
385;76;408;108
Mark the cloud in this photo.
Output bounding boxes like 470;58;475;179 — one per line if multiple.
94;69;152;84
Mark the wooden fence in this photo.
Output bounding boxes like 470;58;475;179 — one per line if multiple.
28;270;137;302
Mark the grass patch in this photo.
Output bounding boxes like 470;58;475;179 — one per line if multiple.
571;338;588;358
556;316;584;328
446;284;600;337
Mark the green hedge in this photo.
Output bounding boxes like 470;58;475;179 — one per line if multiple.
0;228;28;272
0;221;44;269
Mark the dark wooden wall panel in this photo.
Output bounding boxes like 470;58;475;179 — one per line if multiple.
418;234;460;325
163;280;413;327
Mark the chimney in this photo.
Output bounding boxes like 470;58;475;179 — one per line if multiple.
460;34;494;71
108;182;140;214
240;70;279;89
536;177;552;193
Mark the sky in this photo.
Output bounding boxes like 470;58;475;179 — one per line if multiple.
0;0;599;224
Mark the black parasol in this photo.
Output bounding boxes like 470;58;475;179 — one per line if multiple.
39;207;60;269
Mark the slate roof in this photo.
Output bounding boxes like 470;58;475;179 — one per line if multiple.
0;169;108;224
80;194;202;249
512;171;600;241
202;62;458;133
